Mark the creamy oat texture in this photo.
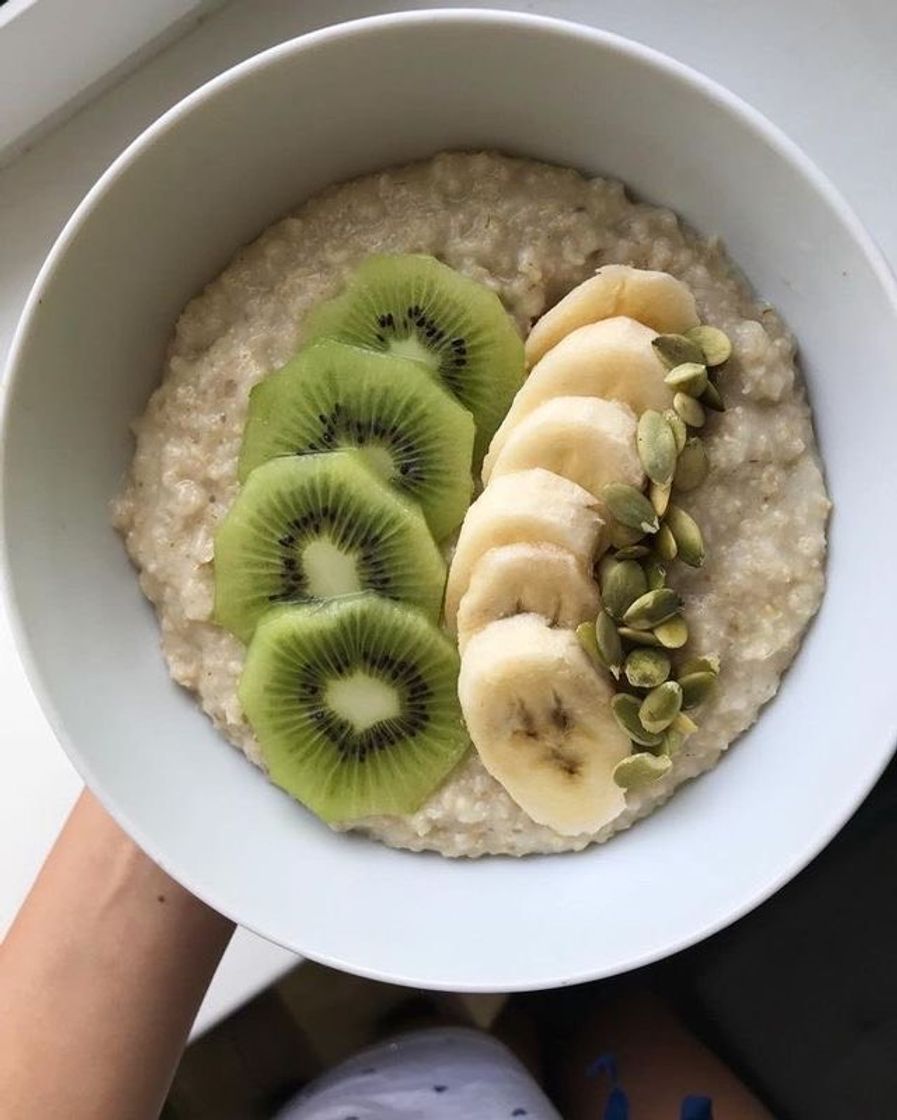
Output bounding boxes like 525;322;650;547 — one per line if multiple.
113;151;830;857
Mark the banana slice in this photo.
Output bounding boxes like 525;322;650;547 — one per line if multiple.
525;264;699;367
459;614;630;835
487;396;644;517
444;469;602;632
483;317;673;481
456;542;601;653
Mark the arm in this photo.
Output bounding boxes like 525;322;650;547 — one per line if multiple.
0;790;234;1120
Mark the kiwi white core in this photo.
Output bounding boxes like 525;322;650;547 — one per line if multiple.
325;672;401;732
302;539;361;598
355;443;396;481
387;335;439;371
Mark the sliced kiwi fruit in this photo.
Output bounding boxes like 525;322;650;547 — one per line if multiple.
214;450;446;642
239;594;470;822
301;254;525;461
239;340;475;541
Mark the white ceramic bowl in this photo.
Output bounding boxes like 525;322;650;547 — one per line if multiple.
3;10;896;991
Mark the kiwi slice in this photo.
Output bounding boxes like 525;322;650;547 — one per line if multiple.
302;254;524;461
239;340;475;540
239;594;470;822
214;450;446;642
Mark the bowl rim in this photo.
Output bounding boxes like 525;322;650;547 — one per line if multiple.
3;7;897;990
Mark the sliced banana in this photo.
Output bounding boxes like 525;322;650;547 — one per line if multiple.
443;469;602;632
456;542;601;653
525;264;699;367
487;396;644;523
459;614;630;835
483;317;673;481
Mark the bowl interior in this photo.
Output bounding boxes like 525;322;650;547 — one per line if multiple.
3;11;896;990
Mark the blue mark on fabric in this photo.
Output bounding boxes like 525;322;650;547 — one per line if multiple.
511;1110;528;1117
433;1084;447;1093
604;1086;630;1119
680;1096;713;1119
587;1052;630;1119
587;1053;619;1082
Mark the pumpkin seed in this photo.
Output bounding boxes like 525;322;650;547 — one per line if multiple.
613;751;672;790
617;626;663;647
673;392;706;428
685;324;732;367
678;670;717;709
623;587;683;630
602;482;659;534
608;523;645;550
610;693;664;747
665;504;705;568
673;437;709;492
664;361;708;397
661;726;687;758
650;481;671;518
701;381;726;412
624;647;671;689
652;333;704;369
614;544;651;560
637;410;677;486
599;557;648;622
643;556;666;591
664;409;688;453
655;523;678;561
576;620;601;666
680;654;721;677
608;522;645;550
653;614;689;649
672;711;699;737
639;681;684;733
595;610;623;678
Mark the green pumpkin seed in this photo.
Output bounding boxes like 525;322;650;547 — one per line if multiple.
678;670;717;709
608;522;645;550
673;392;706;428
672;711;699;737
623;587;683;630
637;410;677;486
639;681;683;733
661;726;687;758
665;504;705;568
643;556;666;591
617;626;662;647
614;544;651;560
701;381;726;412
652;333;704;370
613;751;672;790
624;647;671;689
653;614;689;649
599;558;648;622
685;324;732;367
664;361;708;397
673;437;709;492
595;610;623;678
650;481;671;518
655;523;678;561
664;409;688;453
610;693;664;747
576;620;601;666
680;654;721;677
602;483;659;534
